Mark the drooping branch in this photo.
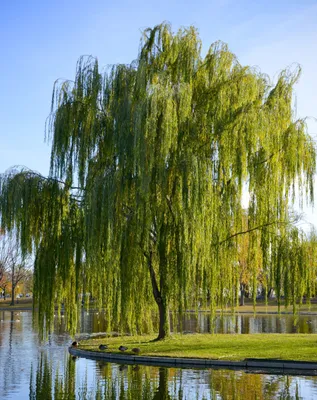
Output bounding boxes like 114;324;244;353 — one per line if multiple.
217;218;298;246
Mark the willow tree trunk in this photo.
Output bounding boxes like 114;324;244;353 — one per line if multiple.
147;251;170;340
157;297;169;340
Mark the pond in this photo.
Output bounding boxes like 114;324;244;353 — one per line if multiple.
80;310;317;334
1;310;317;399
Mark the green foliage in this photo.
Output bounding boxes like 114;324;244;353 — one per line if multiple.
0;23;316;336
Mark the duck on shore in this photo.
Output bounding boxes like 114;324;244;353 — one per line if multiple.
71;341;79;347
131;347;141;354
119;345;128;352
99;344;108;350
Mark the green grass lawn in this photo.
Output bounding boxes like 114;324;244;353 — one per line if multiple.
0;298;33;309
80;333;317;362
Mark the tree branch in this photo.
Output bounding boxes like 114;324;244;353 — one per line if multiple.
6;167;85;192
217;220;293;246
166;195;175;222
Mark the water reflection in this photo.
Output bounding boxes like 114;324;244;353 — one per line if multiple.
72;310;317;336
172;312;317;334
2;311;317;399
29;354;76;400
30;352;316;399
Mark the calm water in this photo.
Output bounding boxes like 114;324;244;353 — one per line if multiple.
80;310;317;335
174;312;317;334
1;310;317;399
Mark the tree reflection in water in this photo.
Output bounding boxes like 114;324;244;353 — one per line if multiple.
29;354;309;399
29;353;76;400
210;370;301;400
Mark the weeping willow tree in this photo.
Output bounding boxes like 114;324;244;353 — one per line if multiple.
0;23;316;339
270;227;317;313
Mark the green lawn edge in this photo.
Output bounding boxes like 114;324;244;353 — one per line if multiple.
78;333;317;362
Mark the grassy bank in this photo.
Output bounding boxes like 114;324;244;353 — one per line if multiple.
0;298;33;309
80;333;317;362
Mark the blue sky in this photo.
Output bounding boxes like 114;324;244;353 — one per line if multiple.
0;0;316;227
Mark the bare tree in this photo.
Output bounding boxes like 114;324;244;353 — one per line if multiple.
0;233;32;305
0;261;10;300
0;233;12;300
23;269;33;295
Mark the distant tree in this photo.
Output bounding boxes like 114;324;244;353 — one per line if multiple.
0;233;12;299
10;263;30;304
0;234;31;305
23;269;33;295
0;23;316;338
0;265;10;299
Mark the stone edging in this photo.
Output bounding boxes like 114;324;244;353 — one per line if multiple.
69;347;317;372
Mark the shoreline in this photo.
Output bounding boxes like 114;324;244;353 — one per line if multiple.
68;346;317;375
0;307;33;311
2;306;317;316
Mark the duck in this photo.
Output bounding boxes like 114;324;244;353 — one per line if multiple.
99;344;108;350
119;345;128;352
131;347;141;354
71;341;79;347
